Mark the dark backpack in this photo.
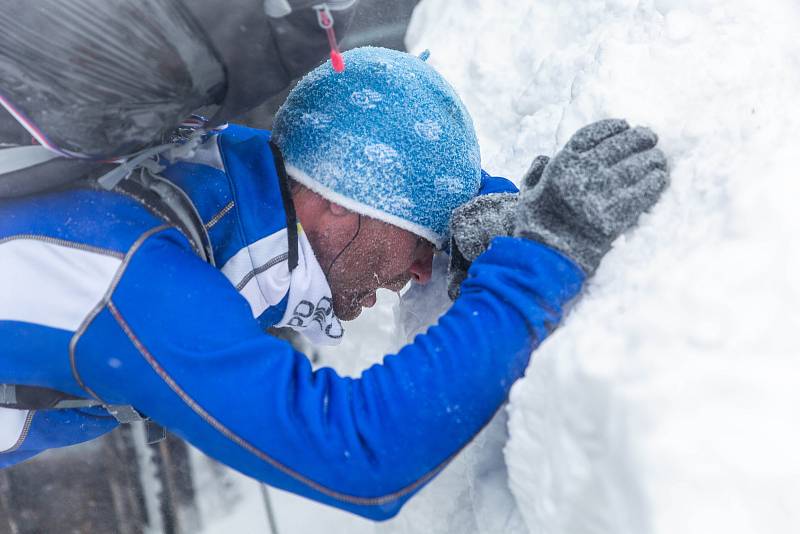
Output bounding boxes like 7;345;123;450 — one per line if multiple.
0;0;356;160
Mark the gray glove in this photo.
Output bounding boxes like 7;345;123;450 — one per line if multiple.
520;154;551;190
447;155;552;300
448;193;517;299
515;119;669;274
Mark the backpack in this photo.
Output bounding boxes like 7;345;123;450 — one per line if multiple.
0;0;356;161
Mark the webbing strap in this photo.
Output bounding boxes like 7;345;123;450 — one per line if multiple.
0;146;59;175
0;384;105;411
0;384;160;439
96;143;173;190
114;169;215;266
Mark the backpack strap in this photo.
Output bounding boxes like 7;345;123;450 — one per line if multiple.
0;385;150;424
0;384;88;410
113;167;216;267
0;146;105;198
0;146;59;174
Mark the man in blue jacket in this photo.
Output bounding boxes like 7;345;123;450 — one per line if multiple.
0;47;667;519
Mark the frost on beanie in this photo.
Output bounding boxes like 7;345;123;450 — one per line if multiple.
272;46;481;247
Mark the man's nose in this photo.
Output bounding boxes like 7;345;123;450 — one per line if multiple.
410;253;434;285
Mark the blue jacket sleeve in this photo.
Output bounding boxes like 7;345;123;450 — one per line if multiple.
72;226;584;520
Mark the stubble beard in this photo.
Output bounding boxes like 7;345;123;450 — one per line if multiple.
332;289;367;321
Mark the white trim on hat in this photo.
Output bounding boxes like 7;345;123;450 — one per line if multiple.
285;163;445;247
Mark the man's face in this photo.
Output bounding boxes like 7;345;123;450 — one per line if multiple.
309;214;435;321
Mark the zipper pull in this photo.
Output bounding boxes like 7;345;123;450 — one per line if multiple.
315;4;345;73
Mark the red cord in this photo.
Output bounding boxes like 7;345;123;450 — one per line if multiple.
316;4;345;73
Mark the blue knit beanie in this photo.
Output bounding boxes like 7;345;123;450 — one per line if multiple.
272;46;481;247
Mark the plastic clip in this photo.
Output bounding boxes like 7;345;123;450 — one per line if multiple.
314;4;345;72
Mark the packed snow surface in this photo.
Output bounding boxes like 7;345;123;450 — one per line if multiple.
204;0;800;533
408;0;800;532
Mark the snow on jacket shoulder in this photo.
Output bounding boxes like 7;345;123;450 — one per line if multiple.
0;124;585;519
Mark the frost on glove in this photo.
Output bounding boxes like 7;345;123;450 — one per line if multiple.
448;193;517;299
515;119;669;274
446;156;552;299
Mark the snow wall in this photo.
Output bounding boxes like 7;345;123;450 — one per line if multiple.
204;0;800;533
406;0;800;533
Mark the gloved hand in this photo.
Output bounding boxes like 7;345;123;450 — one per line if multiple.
446;156;551;299
515;119;668;274
448;192;517;299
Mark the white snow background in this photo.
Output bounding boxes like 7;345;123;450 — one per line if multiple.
201;0;800;532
